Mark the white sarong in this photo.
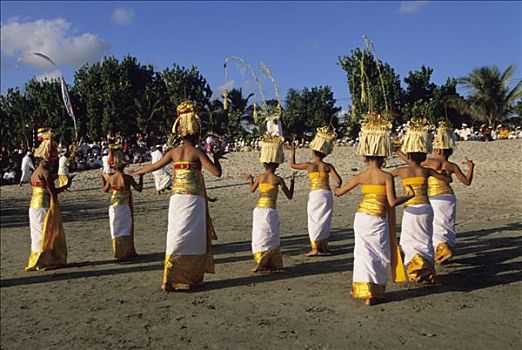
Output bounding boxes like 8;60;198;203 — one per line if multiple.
430;194;456;249
353;212;390;285
29;208;47;252
166;194;206;255
154;173;172;192
252;207;280;253
20;170;32;184
109;204;132;239
307;189;333;243
400;204;434;265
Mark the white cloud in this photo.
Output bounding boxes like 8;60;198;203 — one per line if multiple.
112;8;135;26
398;1;428;14
1;18;110;69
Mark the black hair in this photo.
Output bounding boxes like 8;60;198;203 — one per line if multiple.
441;148;453;159
313;150;326;159
408;152;427;164
114;163;126;172
182;133;200;145
264;162;279;172
364;156;385;168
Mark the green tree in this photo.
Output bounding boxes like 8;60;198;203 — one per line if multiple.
0;88;34;148
458;65;522;127
25;78;73;143
160;64;213;131
339;48;402;125
284;86;341;138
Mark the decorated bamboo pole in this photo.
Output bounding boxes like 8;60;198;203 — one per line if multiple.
224;56;266;121
259;63;282;115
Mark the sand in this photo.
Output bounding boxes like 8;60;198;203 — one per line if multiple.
1;140;521;349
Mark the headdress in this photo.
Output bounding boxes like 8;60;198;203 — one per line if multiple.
401;117;433;154
432;120;456;150
34;127;57;161
259;134;285;164
108;144;126;168
357;112;392;157
172;101;201;137
310;126;336;156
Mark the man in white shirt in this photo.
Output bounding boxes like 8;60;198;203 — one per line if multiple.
151;145;171;194
19;150;35;186
101;149;113;175
57;150;71;188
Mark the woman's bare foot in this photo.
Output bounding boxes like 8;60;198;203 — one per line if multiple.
306;249;319;257
365;298;381;306
161;283;174;292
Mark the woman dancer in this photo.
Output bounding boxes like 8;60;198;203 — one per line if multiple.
243;132;295;273
26;128;72;271
131;101;223;291
334;113;413;305
289;126;341;256
101;144;143;260
392;118;451;283
398;121;474;264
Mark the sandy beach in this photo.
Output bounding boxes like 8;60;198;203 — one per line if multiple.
1;140;521;349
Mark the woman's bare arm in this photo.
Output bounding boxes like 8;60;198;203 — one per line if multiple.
127;174;144;192
333;174;359;197
242;173;259;193
101;174;111;193
451;158;474;186
130;151;173;175
426;168;451;183
280;172;296;199
385;175;414;207
199;150;223;177
289;144;309;171
328;164;342;188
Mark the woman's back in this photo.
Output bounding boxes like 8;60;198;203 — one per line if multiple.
308;159;331;174
357;167;389;186
172;143;201;164
258;171;279;186
394;164;427;179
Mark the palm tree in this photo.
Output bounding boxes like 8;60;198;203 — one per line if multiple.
458;65;522;127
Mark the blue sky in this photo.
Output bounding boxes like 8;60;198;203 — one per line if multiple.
1;1;521;108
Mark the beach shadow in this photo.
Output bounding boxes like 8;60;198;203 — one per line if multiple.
199;256;352;292
2;223;519;295
384;223;522;303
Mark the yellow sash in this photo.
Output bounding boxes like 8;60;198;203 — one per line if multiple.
428;173;453;197
256;183;278;209
171;162;204;196
357;185;387;217
403;177;429;206
308;172;330;192
30;186;50;209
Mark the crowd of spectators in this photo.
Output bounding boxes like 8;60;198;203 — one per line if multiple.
2;124;522;186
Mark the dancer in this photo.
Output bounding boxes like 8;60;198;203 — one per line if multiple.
392;118;450;283
334;113;413;305
289;126;341;256
130;101;223;291
26;128;72;271
398;121;475;264
101;144;143;260
243;133;295;272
